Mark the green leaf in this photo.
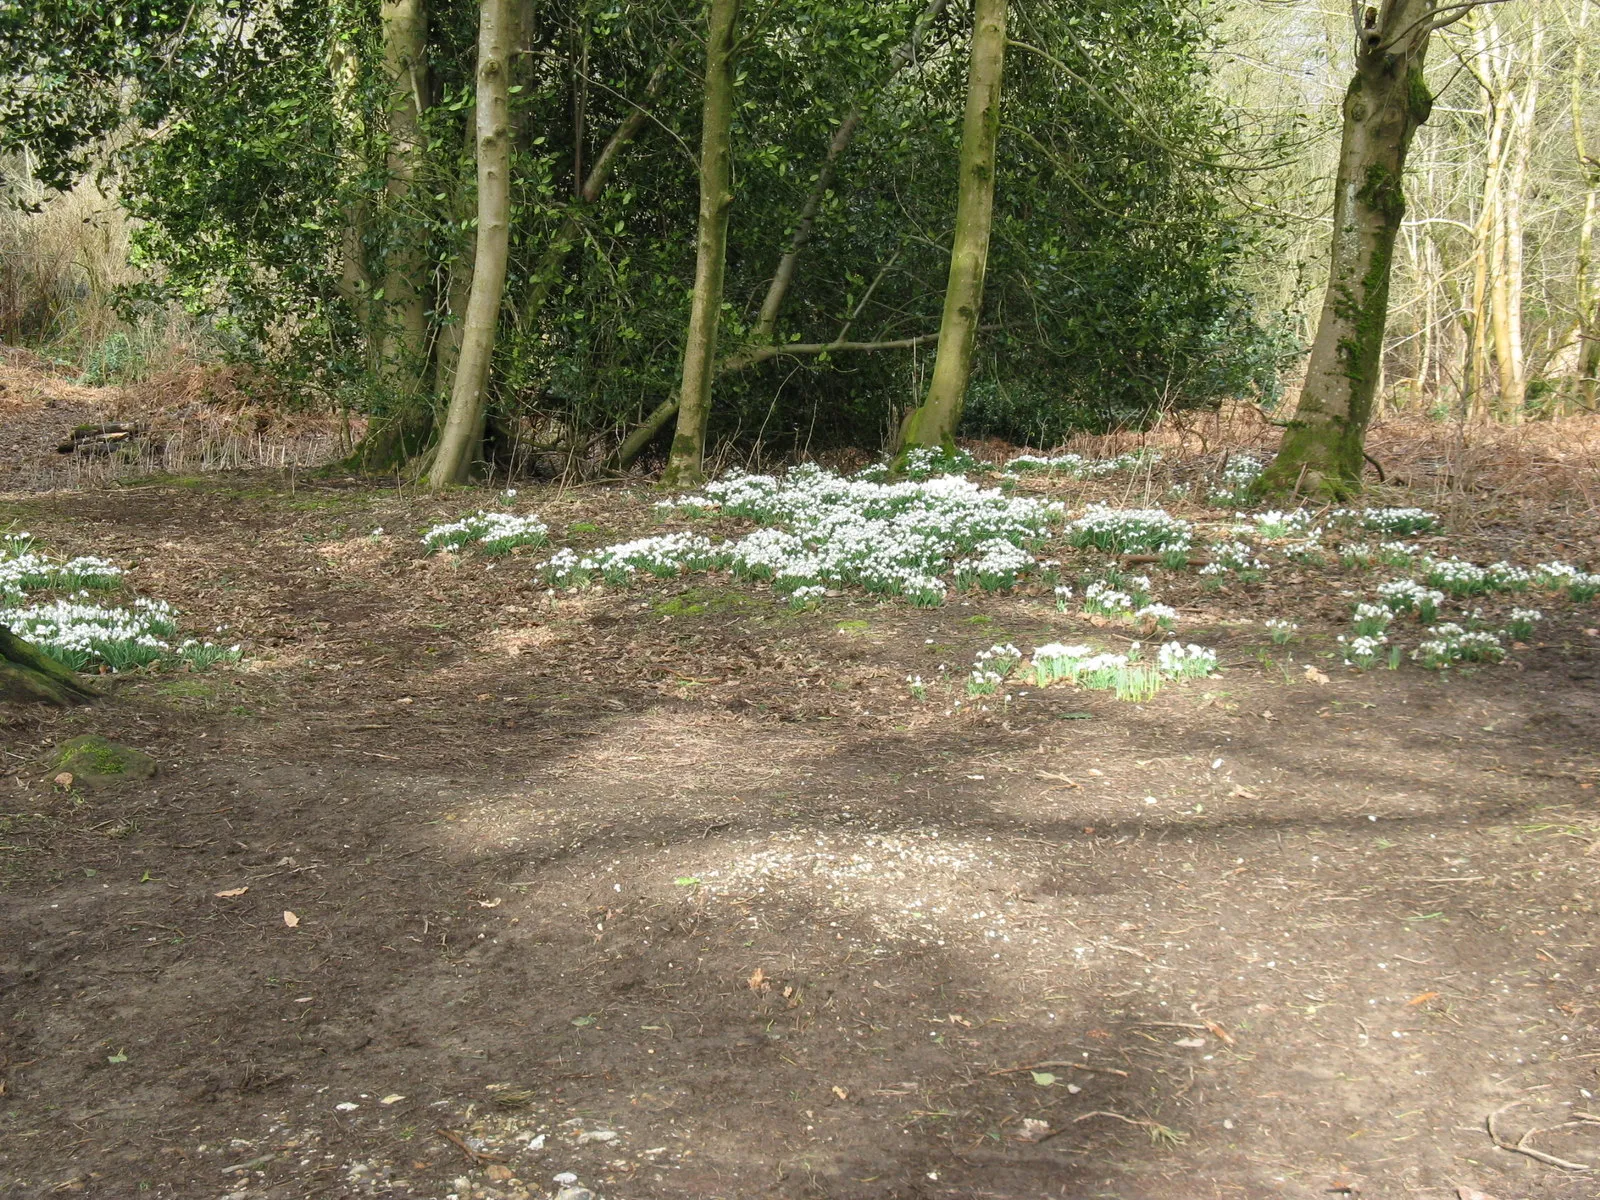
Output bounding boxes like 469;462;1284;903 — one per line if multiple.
1030;1071;1056;1087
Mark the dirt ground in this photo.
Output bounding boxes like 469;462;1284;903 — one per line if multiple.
2;390;1599;1200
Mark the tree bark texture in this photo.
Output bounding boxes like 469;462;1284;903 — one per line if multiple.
377;0;431;401
1258;0;1435;499
427;0;513;488
894;0;1006;458
0;626;98;706
662;0;742;489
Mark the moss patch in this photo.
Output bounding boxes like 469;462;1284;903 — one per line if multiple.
52;736;157;789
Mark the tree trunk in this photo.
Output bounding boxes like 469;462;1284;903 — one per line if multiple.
1257;1;1435;500
377;0;431;400
661;0;742;489
1573;2;1599;411
427;0;513;489
1493;18;1541;421
1462;15;1510;420
610;1;949;473
0;626;97;706
894;0;1006;458
611;0;950;473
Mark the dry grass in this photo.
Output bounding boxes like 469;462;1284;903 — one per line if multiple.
983;401;1600;520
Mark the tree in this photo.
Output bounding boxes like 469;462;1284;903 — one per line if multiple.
661;0;743;488
894;0;1006;458
0;626;97;706
1257;0;1443;498
375;0;432;401
428;0;513;487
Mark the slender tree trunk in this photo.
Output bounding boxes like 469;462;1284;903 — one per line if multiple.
377;0;431;399
1494;19;1541;420
427;0;513;489
894;0;1006;458
610;0;950;471
1257;1;1435;499
1574;3;1599;410
1461;17;1509;420
0;626;98;706
330;36;380;373
661;0;742;489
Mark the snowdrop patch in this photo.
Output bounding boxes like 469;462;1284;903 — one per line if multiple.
542;465;1065;606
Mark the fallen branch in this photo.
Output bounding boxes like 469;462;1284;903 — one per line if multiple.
1486;1099;1595;1171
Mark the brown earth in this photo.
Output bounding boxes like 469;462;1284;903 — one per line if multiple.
2;400;1599;1200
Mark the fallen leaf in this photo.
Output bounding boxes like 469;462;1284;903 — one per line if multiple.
478;897;503;908
214;886;248;898
485;1164;515;1182
948;1013;972;1028
1203;1020;1236;1046
1174;1036;1207;1048
282;910;300;928
1030;1071;1057;1087
53;772;74;789
747;967;770;992
1304;665;1330;685
1228;786;1260;800
1406;991;1439;1007
380;1094;406;1106
831;1085;849;1101
1456;1188;1499;1200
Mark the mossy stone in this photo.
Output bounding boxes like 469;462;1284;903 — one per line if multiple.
53;736;157;789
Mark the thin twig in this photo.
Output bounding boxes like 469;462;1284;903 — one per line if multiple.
989;1060;1130;1078
435;1128;506;1165
1486;1100;1595;1171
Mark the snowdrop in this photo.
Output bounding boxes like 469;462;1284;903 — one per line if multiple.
1156;642;1217;679
1506;607;1542;639
545;466;1062;606
1376;579;1444;622
422;511;549;555
1414;623;1504;668
1067;505;1192;553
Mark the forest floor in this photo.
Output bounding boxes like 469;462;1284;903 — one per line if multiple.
2;376;1600;1200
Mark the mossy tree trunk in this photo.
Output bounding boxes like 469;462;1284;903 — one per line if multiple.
893;0;1005;460
1257;0;1437;499
427;0;514;488
0;626;97;706
661;0;742;489
378;0;432;400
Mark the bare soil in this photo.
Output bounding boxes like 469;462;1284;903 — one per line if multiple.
2;396;1599;1200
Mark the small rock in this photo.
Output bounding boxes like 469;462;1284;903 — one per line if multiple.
552;1173;578;1185
485;1164;515;1182
576;1130;616;1145
49;736;157;789
554;1189;595;1200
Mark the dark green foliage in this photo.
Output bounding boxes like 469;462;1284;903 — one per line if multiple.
2;0;1285;459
